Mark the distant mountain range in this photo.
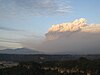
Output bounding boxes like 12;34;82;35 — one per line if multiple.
0;48;100;62
0;48;42;54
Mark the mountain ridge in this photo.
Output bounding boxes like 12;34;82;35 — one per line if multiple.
0;48;42;54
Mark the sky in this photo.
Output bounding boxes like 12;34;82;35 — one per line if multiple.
0;0;100;54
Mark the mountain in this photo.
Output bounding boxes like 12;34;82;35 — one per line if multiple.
0;48;42;54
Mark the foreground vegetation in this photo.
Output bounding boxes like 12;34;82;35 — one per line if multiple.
0;57;100;75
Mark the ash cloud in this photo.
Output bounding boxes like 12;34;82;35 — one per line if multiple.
36;18;100;54
46;18;100;40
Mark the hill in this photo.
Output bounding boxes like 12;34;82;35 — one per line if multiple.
0;48;42;54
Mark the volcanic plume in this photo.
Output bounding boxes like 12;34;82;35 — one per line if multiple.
46;18;100;40
23;18;100;54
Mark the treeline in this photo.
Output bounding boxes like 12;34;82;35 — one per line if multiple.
0;57;100;75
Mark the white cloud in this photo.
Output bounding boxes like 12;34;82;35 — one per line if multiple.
46;18;100;40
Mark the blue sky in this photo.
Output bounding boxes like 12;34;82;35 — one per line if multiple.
0;0;100;50
0;0;100;33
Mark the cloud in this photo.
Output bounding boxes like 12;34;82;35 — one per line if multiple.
0;26;38;49
29;18;100;54
0;0;71;16
0;26;22;31
4;18;99;54
0;37;21;43
45;18;100;40
0;41;22;50
0;26;36;37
